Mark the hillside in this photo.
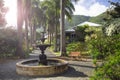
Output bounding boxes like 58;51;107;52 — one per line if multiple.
89;12;107;24
65;13;107;29
65;15;90;29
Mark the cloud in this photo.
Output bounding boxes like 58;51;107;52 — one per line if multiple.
76;0;96;8
88;2;108;16
73;0;108;16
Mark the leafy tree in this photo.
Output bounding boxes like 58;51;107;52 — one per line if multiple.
105;18;120;36
103;1;120;36
108;1;120;18
75;25;88;42
0;0;8;27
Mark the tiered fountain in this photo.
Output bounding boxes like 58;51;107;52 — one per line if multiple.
16;31;68;76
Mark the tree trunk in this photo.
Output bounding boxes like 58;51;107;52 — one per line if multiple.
30;22;33;47
25;17;29;53
51;32;54;42
32;24;34;44
50;30;52;45
16;0;25;58
54;6;58;52
24;0;31;53
60;0;66;56
48;26;50;43
33;20;36;44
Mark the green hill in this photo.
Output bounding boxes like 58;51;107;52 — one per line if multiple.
65;15;90;29
89;12;107;24
65;12;108;29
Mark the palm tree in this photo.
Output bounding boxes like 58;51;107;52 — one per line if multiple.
40;0;76;53
16;0;47;57
60;0;66;56
23;0;31;53
23;0;43;49
20;0;77;56
16;0;25;58
40;0;55;45
30;0;47;45
60;0;79;56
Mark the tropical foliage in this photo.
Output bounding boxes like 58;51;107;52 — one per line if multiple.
105;18;120;36
89;34;120;80
103;1;120;36
66;42;86;55
75;25;88;42
89;1;120;80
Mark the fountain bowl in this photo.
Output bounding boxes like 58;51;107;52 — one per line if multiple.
16;58;68;76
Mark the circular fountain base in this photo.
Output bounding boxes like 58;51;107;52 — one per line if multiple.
16;58;68;76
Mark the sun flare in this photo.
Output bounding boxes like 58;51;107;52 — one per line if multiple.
4;0;17;26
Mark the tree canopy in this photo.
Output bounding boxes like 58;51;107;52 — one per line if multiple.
0;0;8;27
104;1;120;36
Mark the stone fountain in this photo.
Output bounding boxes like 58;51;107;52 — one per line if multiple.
36;32;51;65
16;31;68;76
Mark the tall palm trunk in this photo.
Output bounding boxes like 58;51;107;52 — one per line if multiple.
30;23;33;46
33;20;36;44
54;5;58;52
25;17;29;52
16;0;25;58
60;0;66;56
24;0;30;53
47;26;50;43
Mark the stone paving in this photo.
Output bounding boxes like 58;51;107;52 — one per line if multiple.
0;49;95;80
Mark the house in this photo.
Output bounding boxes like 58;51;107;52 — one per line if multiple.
77;21;101;27
65;21;102;42
65;28;75;43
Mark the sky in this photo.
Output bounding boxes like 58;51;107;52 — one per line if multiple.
73;0;120;16
4;0;119;26
4;0;17;26
73;0;109;16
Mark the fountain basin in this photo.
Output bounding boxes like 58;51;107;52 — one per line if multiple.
16;58;68;76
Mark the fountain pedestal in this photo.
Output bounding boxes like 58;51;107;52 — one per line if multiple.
39;54;47;65
36;44;51;65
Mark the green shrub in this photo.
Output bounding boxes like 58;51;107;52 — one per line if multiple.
89;34;120;80
66;42;86;55
91;52;120;80
88;34;120;60
0;28;18;58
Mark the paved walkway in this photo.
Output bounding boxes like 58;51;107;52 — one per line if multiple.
0;49;95;80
